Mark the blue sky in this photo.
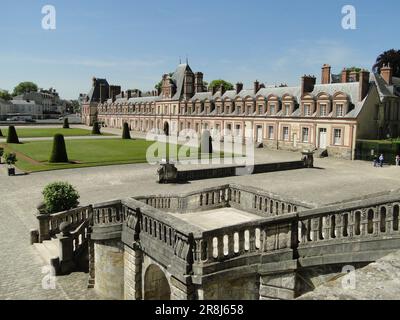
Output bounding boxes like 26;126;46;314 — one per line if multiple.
0;0;398;99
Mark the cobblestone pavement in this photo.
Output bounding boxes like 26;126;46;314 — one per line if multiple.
1;125;400;299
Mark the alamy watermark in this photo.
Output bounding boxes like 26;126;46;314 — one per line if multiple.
42;265;57;290
342;5;356;30
42;5;56;30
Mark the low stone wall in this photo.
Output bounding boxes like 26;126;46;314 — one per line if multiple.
176;160;306;182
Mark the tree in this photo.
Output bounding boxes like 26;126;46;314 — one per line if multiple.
49;134;69;163
122;122;131;139
92;121;101;135
0;90;12;101
63;118;70;129
373;49;400;77
208;79;234;91
12;82;38;96
42;182;80;214
6;126;19;144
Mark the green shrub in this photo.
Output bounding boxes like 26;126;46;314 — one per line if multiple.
42;182;80;214
49;134;69;163
92;121;101;135
63;118;70;129
6;126;19;144
3;152;17;165
122;122;131;139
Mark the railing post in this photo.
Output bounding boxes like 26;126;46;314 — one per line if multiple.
37;214;51;243
58;234;75;274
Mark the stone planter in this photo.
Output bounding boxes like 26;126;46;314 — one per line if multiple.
7;167;15;176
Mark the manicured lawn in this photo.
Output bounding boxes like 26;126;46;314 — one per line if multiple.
0;139;224;172
0;127;113;138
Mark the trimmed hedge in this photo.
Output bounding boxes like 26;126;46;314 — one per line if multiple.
122;122;131;139
49;134;69;163
63;118;70;129
92;121;101;135
6;126;19;144
355;140;400;164
42;182;80;214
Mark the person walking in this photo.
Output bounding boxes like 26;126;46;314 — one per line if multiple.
379;154;384;167
396;155;400;166
373;155;378;167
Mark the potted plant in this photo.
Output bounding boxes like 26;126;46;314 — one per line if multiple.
4;152;17;176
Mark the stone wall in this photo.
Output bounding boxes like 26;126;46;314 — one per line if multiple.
199;276;259;300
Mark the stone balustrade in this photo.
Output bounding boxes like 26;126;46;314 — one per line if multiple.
36;205;93;243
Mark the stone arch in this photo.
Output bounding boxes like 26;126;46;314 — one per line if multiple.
144;264;171;300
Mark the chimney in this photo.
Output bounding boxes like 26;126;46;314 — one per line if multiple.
321;64;331;84
126;90;132;99
92;77;97;88
341;68;349;83
381;64;393;85
219;84;226;95
349;71;359;83
254;80;260;94
194;72;204;93
236;82;243;94
359;70;370;101
301;75;316;95
121;91;124;98
109;85;121;102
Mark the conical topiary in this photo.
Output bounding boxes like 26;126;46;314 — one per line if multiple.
122;122;131;139
92;122;101;135
6;126;19;144
0;128;3;137
63;118;70;129
49;134;69;163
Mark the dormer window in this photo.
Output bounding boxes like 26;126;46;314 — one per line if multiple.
320;104;327;116
304;104;311;116
336;104;344;117
284;104;291;116
270;104;276;115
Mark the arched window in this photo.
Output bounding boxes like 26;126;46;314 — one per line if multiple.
380;207;387;233
393;205;399;231
367;209;374;234
354;211;361;236
330;215;336;238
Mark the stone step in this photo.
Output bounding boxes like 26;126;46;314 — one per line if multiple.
33;239;59;266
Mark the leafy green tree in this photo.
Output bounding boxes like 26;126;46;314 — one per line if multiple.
42;182;80;214
373;49;400;77
6;126;19;144
0;90;12;101
49;134;69;163
208;80;234;91
3;152;17;166
12;82;38;96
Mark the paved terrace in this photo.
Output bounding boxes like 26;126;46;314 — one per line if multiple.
1;125;400;299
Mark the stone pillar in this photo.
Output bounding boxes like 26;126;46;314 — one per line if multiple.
124;244;143;300
259;272;298;300
58;235;75;274
37;214;51;243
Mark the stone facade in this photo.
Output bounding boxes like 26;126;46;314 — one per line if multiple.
82;63;400;160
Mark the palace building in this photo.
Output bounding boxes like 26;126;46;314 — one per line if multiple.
81;63;400;160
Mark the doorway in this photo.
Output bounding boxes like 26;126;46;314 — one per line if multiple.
319;128;327;149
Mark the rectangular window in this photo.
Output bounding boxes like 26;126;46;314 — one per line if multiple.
268;126;274;139
270;104;275;115
334;129;342;145
283;126;289;141
320;104;327;116
302;127;309;142
336;104;344;117
258;105;263;114
304;104;311;116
